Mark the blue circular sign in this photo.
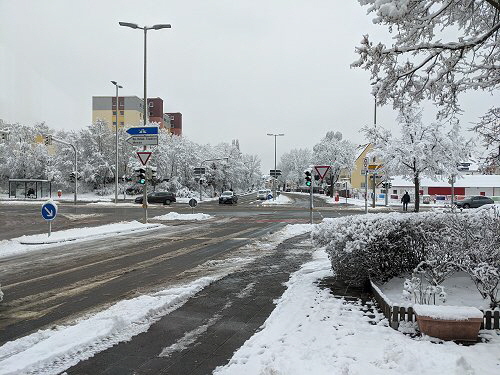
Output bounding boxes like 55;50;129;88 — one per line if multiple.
41;201;57;221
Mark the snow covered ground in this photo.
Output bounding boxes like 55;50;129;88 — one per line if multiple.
0;221;164;258
1;221;498;374
0;224;312;375
214;249;500;375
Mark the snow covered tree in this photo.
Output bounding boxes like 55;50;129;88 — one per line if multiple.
363;108;473;211
471;107;500;171
352;0;500;119
279;148;312;189
313;132;356;197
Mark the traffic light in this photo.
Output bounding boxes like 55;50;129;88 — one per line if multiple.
135;168;146;184
304;170;312;187
69;171;76;182
44;135;52;146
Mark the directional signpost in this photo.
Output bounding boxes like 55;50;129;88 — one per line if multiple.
269;169;282;178
126;127;159;147
41;201;57;237
126;127;159;135
126;127;159;224
126;136;158;146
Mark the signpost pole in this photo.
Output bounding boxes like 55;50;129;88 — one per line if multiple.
49;221;51;237
364;171;368;214
372;172;376;208
143;146;148;224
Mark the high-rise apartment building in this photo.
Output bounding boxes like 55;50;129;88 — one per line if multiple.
92;95;182;135
92;96;144;128
164;112;182;136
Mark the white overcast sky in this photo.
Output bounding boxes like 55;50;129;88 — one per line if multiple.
0;0;498;171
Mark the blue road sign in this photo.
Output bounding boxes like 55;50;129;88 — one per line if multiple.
41;201;57;221
126;127;158;135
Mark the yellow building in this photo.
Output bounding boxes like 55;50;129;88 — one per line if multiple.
350;143;383;191
92;96;144;129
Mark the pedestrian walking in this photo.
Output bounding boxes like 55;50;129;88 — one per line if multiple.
401;191;410;211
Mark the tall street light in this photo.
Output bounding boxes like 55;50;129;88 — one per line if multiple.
267;133;284;201
119;21;171;223
111;80;122;204
118;22;171;126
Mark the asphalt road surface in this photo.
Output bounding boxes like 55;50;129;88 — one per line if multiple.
0;192;368;374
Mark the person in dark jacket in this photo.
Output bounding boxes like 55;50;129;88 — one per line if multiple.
401;191;410;211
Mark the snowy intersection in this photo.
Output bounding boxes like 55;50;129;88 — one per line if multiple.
0;215;499;374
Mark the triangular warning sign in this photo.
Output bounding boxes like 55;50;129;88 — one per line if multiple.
137;152;152;166
314;165;330;180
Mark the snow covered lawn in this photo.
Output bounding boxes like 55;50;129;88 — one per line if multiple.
214;249;500;375
378;272;492;310
0;221;164;258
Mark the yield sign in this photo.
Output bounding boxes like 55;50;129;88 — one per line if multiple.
314;165;330;180
137;152;152;166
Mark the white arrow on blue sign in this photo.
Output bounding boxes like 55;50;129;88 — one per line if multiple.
126;127;159;135
41;201;57;221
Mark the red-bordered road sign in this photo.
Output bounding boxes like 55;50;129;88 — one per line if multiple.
137;152;152;166
314;165;330;179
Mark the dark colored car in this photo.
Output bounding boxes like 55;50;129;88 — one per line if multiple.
455;195;494;209
219;191;238;204
135;191;176;205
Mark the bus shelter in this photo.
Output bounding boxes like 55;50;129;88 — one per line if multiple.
8;179;52;199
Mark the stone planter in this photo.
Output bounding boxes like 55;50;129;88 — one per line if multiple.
413;304;483;341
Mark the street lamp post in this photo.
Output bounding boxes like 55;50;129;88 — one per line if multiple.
119;21;171;223
111;80;122;205
267;133;284;201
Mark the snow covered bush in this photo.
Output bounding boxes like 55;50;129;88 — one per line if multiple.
312;212;449;287
313;209;500;308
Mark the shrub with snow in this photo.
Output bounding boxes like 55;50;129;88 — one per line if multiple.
313;209;500;308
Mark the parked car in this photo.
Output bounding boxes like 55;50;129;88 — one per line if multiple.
135;191;176;205
219;191;238;204
454;195;494;209
257;189;272;200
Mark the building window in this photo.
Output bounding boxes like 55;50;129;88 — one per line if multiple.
120;121;124;126
120;111;124;115
149;112;153;116
393;189;397;194
361;183;366;188
113;111;117;115
149;102;154;107
113;121;117;126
